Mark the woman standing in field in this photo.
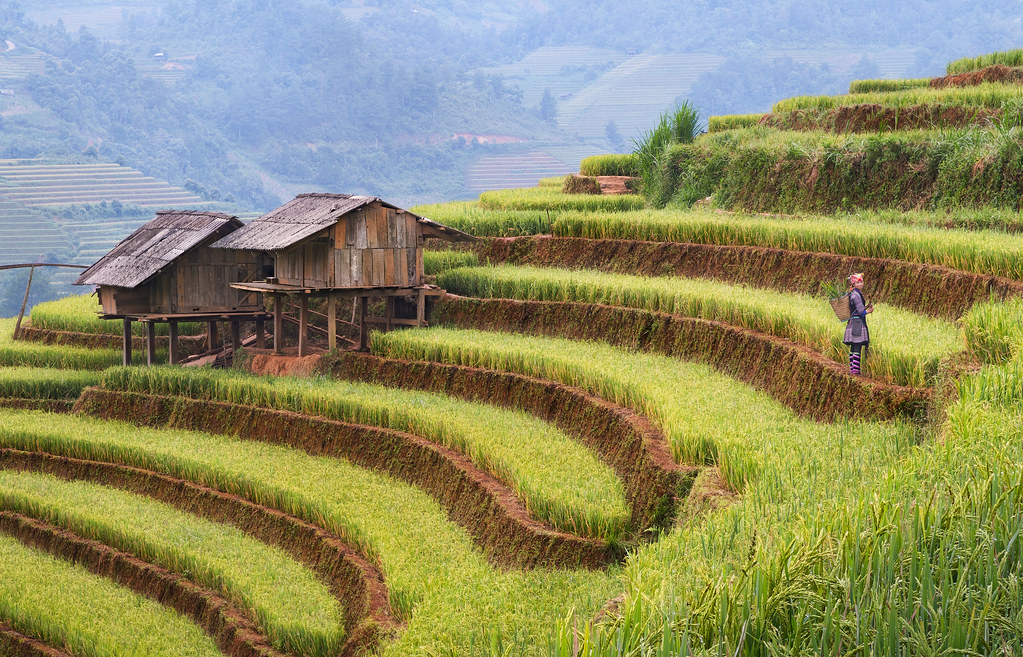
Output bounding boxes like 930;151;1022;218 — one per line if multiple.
845;273;873;375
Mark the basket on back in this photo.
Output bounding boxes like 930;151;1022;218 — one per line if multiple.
829;294;852;321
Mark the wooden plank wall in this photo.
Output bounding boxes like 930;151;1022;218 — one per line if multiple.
151;244;263;313
331;203;423;288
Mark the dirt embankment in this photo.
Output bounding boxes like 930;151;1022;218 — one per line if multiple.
0;447;397;655
477;236;1023;320
0;399;74;414
317;351;697;532
16;326;206;355
930;65;1023;88
759;104;1000;133
0;511;284;657
0;623;72;657
74;387;617;570
433;296;930;422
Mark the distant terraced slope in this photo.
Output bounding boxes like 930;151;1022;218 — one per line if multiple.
0;161;203;208
556;53;726;140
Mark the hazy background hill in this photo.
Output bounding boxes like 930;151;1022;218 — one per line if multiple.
0;0;1021;312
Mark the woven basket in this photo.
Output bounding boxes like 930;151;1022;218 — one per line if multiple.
829;294;851;321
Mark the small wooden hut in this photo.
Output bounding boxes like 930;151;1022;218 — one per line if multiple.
212;193;473;354
74;210;270;365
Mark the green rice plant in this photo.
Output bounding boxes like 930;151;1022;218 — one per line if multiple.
537;176;567;188
411;201;556;236
437;264;961;387
0;367;101;399
773;82;1023;113
30;295;203;336
839;207;1023;232
961;297;1023;364
847;78;932;94
0;531;221;657
707;114;765;132
423;249;479;275
0;318;122;370
100;366;630;541
948;49;1023;74
371;327;910;491
0;408;619;656
477;187;646;213
579;154;640;177
633;101;704;198
551;208;1023;281
0;470;344;657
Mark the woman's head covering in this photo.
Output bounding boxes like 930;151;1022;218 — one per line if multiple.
849;272;864;286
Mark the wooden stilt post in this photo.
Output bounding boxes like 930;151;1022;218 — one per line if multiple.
417;288;426;327
255;319;265;350
327;293;337;351
359;296;369;351
122;318;133;366
146;322;157;366
207;321;219;351
168;321;179;365
13;265;34;340
231;320;241;353
273;295;283;355
385;297;394;332
298;296;309;357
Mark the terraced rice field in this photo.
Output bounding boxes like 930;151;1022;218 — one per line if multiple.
7;48;1023;657
0;162;204;208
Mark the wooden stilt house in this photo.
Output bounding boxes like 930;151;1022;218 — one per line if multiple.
74;210;270;365
212;193;473;355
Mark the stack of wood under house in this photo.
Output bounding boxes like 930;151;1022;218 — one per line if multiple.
74;210;270;365
212;193;474;355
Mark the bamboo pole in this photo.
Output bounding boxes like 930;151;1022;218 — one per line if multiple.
12;265;34;340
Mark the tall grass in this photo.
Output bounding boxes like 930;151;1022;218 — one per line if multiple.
579;154;640;177
0;318;122;370
552;208;1023;281
30;294;203;336
477;187;646;213
0;469;345;657
438;264;960;387
0;408;619;656
848;78;932;93
773;82;1023;113
101;366;630;541
707;114;765;132
948;49;1023;74
0;531;221;657
412;201;557;236
632;101;704;197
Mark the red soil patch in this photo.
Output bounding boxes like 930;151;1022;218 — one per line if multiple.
595;176;639;195
0;511;283;657
74;388;617;570
478;236;1023;320
245;352;323;377
433;295;930;422
930;65;1023;88
0;623;71;657
0;448;397;655
317;351;697;532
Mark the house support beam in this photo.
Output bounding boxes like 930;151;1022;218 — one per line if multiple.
273;295;283;355
146;322;157;366
359;296;369;351
327;293;337;351
122;318;133;366
168;322;179;365
298;296;309;357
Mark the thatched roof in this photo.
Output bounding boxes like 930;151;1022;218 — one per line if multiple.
212;193;473;251
75;211;241;288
